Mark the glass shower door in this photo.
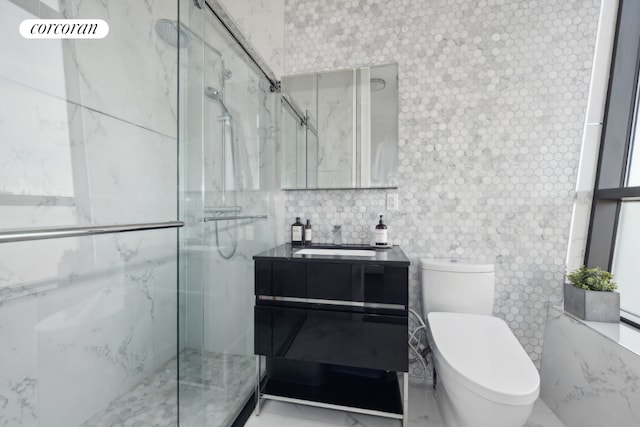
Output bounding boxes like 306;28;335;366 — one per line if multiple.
1;1;180;426
178;1;280;426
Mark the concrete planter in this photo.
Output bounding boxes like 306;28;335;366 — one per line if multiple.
563;282;620;323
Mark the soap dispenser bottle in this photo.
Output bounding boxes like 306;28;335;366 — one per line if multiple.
375;214;388;246
304;219;312;245
291;217;304;246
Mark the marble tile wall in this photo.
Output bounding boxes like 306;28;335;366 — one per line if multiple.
540;306;640;427
0;1;179;426
218;0;285;78
284;0;601;365
60;1;179;138
198;9;269;194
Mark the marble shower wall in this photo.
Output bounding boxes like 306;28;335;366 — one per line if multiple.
0;1;178;426
284;0;601;365
218;0;285;78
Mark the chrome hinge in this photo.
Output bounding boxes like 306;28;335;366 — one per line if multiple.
270;81;282;93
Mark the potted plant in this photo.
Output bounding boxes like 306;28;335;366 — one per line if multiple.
564;266;620;322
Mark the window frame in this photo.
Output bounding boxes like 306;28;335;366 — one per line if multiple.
585;0;640;328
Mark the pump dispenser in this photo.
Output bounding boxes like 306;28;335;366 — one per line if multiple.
291;217;304;246
375;214;388;246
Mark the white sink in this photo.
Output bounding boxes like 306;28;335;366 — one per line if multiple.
294;248;377;257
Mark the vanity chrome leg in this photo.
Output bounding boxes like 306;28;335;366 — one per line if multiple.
403;372;409;427
255;355;261;416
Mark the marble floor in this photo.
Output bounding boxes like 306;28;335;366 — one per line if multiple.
82;349;255;427
79;349;566;427
245;384;566;427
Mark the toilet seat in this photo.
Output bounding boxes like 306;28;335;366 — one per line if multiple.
428;312;540;406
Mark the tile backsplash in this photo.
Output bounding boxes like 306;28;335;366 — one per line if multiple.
284;0;601;365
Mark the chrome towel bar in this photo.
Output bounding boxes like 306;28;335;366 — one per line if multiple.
204;206;243;214
0;221;184;244
204;215;267;222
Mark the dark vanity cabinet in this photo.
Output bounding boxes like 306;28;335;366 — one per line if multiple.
253;244;410;423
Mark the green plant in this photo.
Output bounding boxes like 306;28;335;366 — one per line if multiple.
567;266;617;292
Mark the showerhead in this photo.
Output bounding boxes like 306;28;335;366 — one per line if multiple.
155;19;225;57
370;77;386;92
155;19;191;48
205;86;232;119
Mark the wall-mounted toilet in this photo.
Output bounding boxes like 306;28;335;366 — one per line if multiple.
420;258;540;427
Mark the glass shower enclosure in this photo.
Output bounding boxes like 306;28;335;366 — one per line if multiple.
0;0;181;426
0;0;280;426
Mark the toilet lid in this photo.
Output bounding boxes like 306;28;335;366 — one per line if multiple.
428;312;540;405
420;258;494;273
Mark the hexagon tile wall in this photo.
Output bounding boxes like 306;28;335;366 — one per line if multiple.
283;0;600;365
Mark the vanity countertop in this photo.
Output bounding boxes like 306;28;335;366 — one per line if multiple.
254;243;410;266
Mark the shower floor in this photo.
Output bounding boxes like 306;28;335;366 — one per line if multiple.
82;349;256;427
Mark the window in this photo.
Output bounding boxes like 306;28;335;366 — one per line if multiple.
611;202;640;321
585;0;640;327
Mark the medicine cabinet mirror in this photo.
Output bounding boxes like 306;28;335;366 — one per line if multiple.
281;63;399;190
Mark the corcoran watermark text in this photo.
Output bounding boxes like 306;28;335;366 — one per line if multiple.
19;19;109;39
